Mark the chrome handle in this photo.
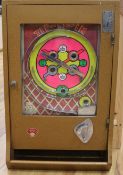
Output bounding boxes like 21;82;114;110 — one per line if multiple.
10;80;17;88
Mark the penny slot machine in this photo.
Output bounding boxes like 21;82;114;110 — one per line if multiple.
3;0;119;170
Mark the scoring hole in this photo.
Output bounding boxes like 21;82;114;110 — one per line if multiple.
84;99;89;105
61;89;66;93
49;51;57;59
50;67;56;72
69;51;78;61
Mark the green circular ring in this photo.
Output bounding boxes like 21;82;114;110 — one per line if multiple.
79;96;92;107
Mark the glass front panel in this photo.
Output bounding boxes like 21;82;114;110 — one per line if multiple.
21;24;100;116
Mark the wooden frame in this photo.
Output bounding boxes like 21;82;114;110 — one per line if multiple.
2;0;120;170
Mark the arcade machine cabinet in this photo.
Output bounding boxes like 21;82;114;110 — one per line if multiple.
2;0;120;170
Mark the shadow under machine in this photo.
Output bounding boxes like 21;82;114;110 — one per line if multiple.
3;0;120;170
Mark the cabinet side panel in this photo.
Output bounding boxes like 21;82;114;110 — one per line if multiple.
108;3;120;164
2;1;11;165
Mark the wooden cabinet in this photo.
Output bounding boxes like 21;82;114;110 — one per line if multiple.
2;0;120;170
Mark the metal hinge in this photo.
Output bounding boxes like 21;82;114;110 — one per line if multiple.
111;33;115;45
106;118;110;128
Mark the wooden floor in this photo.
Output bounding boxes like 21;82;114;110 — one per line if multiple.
0;16;123;175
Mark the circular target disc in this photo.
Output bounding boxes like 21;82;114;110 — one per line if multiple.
29;29;97;97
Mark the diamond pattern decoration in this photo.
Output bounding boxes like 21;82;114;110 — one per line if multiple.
23;70;97;116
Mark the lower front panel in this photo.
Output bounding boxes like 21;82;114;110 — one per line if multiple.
11;117;107;150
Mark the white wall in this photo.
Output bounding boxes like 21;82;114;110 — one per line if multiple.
0;15;3;50
121;0;123;15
